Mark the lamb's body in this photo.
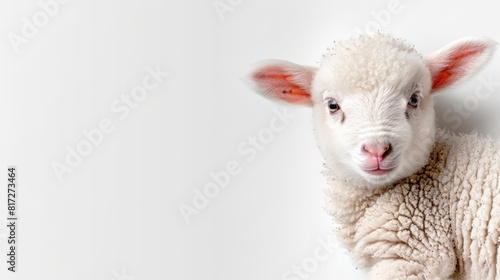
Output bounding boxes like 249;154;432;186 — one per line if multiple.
246;33;499;279
326;129;500;279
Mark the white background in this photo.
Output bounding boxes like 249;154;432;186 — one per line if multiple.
0;0;499;279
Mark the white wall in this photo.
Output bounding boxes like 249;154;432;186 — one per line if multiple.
0;0;498;279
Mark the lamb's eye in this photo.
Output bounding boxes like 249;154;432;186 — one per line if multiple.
328;99;340;113
408;93;419;107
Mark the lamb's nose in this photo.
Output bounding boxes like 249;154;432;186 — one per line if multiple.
362;143;392;160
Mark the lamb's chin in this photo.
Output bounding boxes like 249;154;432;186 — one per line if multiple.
332;168;399;189
359;174;397;188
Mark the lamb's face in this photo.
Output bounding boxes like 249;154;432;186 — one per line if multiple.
311;48;435;187
247;34;496;188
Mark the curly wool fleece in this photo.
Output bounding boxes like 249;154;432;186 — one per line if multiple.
325;129;500;279
321;34;422;92
246;32;498;279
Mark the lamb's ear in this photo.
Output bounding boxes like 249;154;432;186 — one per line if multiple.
245;60;317;106
425;37;498;93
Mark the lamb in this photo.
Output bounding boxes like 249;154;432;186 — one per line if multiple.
245;33;500;279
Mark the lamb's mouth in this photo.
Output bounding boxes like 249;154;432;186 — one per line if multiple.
363;167;395;176
361;154;400;176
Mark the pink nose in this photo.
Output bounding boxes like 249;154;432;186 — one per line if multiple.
362;143;392;160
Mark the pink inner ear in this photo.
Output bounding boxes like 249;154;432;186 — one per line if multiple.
253;65;312;105
431;45;486;91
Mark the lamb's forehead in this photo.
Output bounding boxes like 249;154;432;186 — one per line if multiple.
318;34;425;93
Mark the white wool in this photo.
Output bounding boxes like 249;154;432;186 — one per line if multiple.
320;33;423;92
246;32;499;279
313;34;499;279
324;129;500;279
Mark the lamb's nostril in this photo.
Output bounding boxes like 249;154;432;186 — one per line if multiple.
363;143;392;159
382;144;392;158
